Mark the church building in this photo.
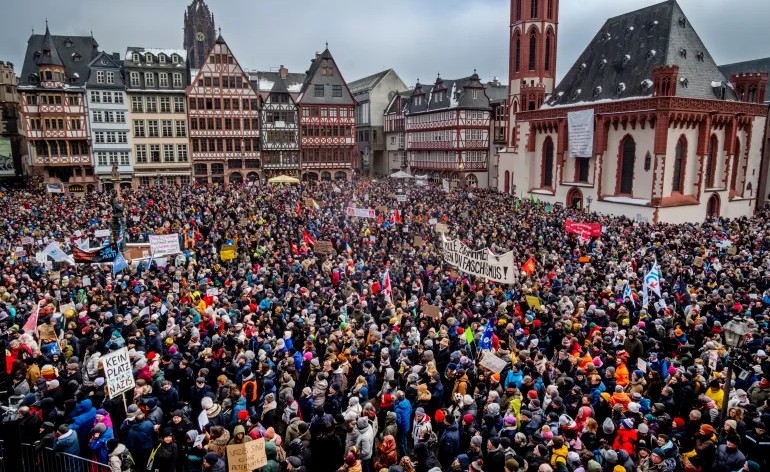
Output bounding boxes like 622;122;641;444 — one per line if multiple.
498;0;768;223
183;0;216;71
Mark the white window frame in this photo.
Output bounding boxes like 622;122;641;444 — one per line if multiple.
163;144;174;162
96;70;105;83
159;73;169;87
159;54;166;64
144;72;155;87
94;131;105;144
90;91;100;103
173;73;183;88
135;144;147;163
173;96;185;113
159;96;171;113
120;152;130;166
175;120;186;137
172;54;179;64
106;71;115;84
114;92;124;104
116;111;126;123
129;72;140;87
118;132;127;143
132;53;140;62
145;53;153;63
177;144;188;162
92;111;103;123
102;91;112;103
97;152;107;166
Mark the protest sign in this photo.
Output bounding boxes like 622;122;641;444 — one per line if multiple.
441;235;516;284
206;288;219;297
227;439;267;472
346;206;376;219
428;218;438;225
442;179;450;193
94;229;111;238
435;223;449;233
564;220;602;238
525;296;542;309
42;242;70;262
421;303;440;319
396;194;407;203
21;236;33;246
148;234;181;257
413;236;424;247
314;240;334;255
220;244;236;261
636;358;648;373
568;108;595;158
101;348;136;399
479;352;507;373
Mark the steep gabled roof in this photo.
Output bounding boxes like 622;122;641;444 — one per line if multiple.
546;0;735;108
86;51;125;88
297;48;355;106
248;70;306;98
384;91;412;115
406;74;495;115
719;57;770;102
20;28;99;87
349;69;393;93
38;24;63;67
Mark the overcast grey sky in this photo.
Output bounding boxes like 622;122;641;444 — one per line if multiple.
2;0;769;86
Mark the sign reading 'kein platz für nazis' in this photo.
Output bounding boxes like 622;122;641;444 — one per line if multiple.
101;347;136;399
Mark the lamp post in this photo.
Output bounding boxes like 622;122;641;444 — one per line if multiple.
586;195;593;213
720;319;749;425
512;184;518;199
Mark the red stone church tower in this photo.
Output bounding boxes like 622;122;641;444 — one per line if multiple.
183;0;216;70
508;0;559;147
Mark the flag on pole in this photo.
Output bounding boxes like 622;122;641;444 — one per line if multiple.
302;229;315;247
478;321;495;351
22;301;42;334
522;257;536;276
311;199;320;210
464;326;474;345
145;249;154;270
295;202;302;216
623;282;636;307
643;262;662;306
112;252;128;275
290;241;299;255
391;209;402;224
345;243;352;255
382;271;392;303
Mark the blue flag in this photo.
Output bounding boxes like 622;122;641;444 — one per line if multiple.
112;252;128;275
478;321;495;351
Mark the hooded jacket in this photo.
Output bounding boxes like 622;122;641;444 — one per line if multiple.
70;399;97;442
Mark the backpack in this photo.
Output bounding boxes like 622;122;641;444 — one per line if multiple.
119;449;135;472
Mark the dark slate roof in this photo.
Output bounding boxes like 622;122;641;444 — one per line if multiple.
406;73;497;114
20;29;99;87
384;91;412;115
349;69;392;93
86;52;126;89
546;0;735;108
38;25;63;67
249;71;306;97
719;57;770;102
297;48;355;105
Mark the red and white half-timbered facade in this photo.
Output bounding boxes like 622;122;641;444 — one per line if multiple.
297;48;356;181
187;36;260;185
19;25;99;192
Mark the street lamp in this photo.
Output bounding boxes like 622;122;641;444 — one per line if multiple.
720;319;749;424
512;184;517;198
586;195;593;213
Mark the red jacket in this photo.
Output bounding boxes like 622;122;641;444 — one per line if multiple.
613;427;637;455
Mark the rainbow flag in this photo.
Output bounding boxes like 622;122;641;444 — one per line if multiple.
345;243;352;255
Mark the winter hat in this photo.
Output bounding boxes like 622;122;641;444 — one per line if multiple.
470;459;484;472
201;397;214;410
204;453;219;465
621;418;634;429
126;405;139;418
344;454;357;466
357;418;369;431
463;414;475;424
651;448;665;459
238;410;249;422
504;414;516;425
746;461;761;472
672;417;685;429
94;423;107;434
463;395;474;406
613;466;625;472
586;460;602;472
435;410;446;423
602;418;615;434
638;423;649;434
602;449;618;464
58;425;70;434
107;438;119;452
628;402;640;414
487;403;500;416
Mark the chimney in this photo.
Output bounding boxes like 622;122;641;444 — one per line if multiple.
279;65;288;79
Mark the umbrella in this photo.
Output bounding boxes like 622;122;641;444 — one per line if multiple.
268;175;301;184
389;170;414;179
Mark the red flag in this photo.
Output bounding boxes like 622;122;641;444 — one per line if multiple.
302;230;315;246
296;202;302;216
394;209;402;224
377;214;383;225
290;242;299;255
23;301;41;334
522;257;537;276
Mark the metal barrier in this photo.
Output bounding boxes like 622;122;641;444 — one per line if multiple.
0;441;112;472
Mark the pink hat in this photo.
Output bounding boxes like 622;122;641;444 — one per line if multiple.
303;352;313;361
668;366;678;375
592;357;603;368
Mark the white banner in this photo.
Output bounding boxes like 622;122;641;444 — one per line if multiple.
346;206;376;219
46;183;64;193
441;235;516;284
101;347;135;399
94;229;111;238
42;242;69;262
568;108;595;158
442;179;450;193
148;233;181;257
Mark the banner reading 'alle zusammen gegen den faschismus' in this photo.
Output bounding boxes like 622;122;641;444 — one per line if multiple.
441;235;516;284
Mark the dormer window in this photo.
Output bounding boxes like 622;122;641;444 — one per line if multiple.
414;95;423;106
472;89;479;99
593;86;603;97
696;52;704;62
571;88;582;101
159;54;166;64
172;55;179;64
64;38;73;48
145;53;153;63
679;48;687;59
679;77;689;88
72;53;81;62
616;83;626;95
622;54;631;66
599;59;607;70
132;53;140;62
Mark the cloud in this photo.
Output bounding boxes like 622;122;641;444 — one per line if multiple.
1;0;768;88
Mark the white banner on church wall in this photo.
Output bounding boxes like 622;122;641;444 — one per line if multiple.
441;235;516;284
568;109;595;158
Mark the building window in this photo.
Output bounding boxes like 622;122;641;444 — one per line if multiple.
162;120;173;137
515;0;522;21
92;111;103;123
706;134;718;188
135;144;147;163
102;91;113;103
132;53;140;62
148;120;159;137
132;96;143;112
164;144;174;162
150;144;161;162
144;73;155;87
97;152;107;166
133;120;145;137
146;96;157;113
159;54;166;64
160;96;171;113
314;84;324;97
672;136;686;193
118;131;127;143
176;120;187;137
731;137;741;192
545;33;552;72
106;132;117;143
531;0;538;18
529;32;537;71
172;55;180;64
97;70;105;83
578;157;590;182
94;131;105;144
106;71;115;84
333;85;343;97
173;73;183;88
194;164;207;175
542;137;554;187
211;163;224;175
619;135;636;194
90;91;100;103
145;53;153;63
116;111;126;123
115;92;124;104
177;144;188;162
159;73;169;87
120;152;130;166
548;0;554;18
104;111;114;123
130;72;140;87
472;89;479;99
174;97;185;113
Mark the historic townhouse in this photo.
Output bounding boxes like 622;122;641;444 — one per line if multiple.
296;48;356;181
383;91;411;175
187;35;261;185
18;24;98;193
250;66;305;178
125;47;190;187
498;0;768;222
404;73;496;188
86;52;132;190
0;61;22;180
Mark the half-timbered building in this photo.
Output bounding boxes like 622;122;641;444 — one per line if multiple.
383;91;411;175
18;24;99;193
296;48;356;181
187;35;260;185
125;47;190;187
498;0;769;222
404;73;494;188
250;66;305;178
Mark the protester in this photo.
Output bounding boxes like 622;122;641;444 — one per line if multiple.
0;179;769;472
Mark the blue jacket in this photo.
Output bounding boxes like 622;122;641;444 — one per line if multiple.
54;430;81;456
438;422;461;461
394;399;411;434
127;420;155;454
69;399;96;442
231;397;247;426
89;427;114;463
590;382;606;407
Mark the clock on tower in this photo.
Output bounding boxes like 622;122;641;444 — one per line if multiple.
196;32;205;42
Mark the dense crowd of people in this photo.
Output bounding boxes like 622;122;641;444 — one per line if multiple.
1;178;769;472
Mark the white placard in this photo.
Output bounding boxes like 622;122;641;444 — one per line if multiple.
568;108;595;158
148;233;181;257
100;348;135;399
42;242;69;262
442;179;450;193
396;195;407;203
206;288;219;297
94;229;111;238
441;234;516;284
46;183;64;193
479;352;507;373
346;206;376;219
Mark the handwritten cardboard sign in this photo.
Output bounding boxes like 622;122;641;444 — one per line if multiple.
422;303;440;319
315;240;335;255
101;347;136;399
479;352;507;373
